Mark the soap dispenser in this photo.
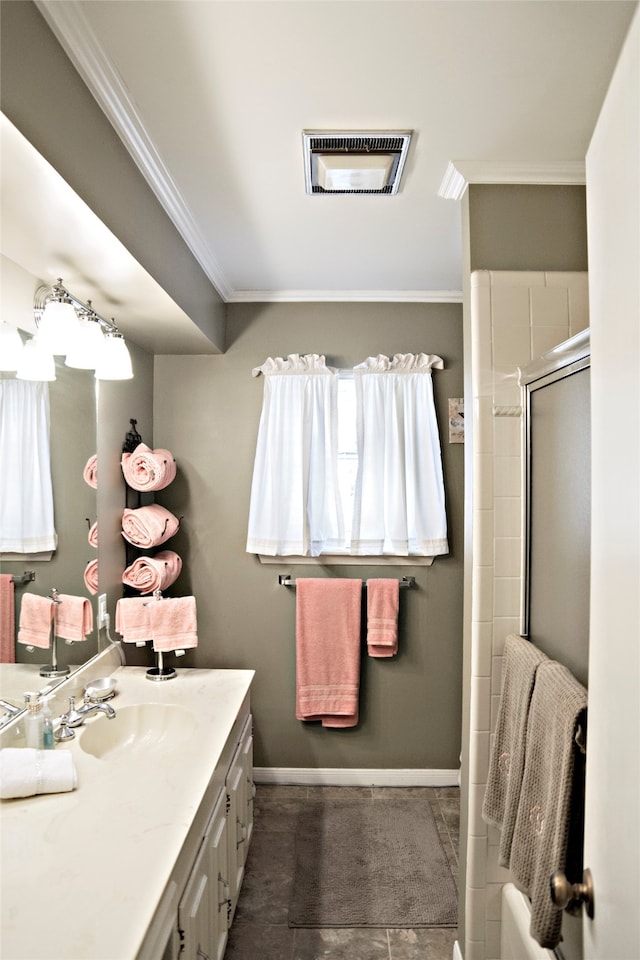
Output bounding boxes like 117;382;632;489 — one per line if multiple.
24;692;44;749
41;693;55;749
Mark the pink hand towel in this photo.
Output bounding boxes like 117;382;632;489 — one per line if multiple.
0;575;16;663
148;596;198;652
115;598;152;644
121;443;177;492
84;558;99;596
122;550;182;595
295;578;362;728
366;579;399;657
121;504;180;548
17;594;53;649
55;594;94;643
83;454;98;489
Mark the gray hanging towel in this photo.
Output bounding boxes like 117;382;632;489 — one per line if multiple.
482;634;548;867
509;660;587;949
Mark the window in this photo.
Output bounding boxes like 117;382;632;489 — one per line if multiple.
246;353;448;562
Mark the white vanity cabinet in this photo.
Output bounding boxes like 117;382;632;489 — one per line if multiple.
140;705;254;960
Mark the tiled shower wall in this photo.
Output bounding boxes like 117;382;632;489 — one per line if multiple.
465;270;589;960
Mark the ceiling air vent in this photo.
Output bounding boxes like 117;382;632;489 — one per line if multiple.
302;130;412;195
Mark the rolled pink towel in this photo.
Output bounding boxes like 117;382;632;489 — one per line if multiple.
88;521;98;548
84;558;99;596
115;598;152;644
56;594;94;643
121;442;176;492
122;550;182;595
83;454;98;489
17;594;53;649
148;596;198;652
121;504;179;549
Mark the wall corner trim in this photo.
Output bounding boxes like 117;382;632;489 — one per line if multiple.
438;160;586;200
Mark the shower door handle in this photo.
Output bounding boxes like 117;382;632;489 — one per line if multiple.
549;868;595;918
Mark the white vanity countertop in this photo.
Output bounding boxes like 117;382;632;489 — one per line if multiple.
0;665;254;960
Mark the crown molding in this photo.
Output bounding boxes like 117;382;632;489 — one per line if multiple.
227;289;463;304
35;0;233;302
438;159;586;200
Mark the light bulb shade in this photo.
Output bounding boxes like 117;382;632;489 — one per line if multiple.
0;322;24;371
65;317;105;369
95;333;133;380
16;337;56;381
37;298;81;355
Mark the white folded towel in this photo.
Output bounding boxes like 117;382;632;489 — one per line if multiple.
0;748;77;799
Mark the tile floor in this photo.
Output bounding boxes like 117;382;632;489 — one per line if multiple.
224;784;460;960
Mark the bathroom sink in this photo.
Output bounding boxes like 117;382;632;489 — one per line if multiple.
79;703;197;759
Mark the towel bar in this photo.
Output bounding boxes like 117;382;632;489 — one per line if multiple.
278;575;415;589
10;571;36;584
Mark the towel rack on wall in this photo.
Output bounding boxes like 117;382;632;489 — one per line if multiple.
10;571;36;585
278;575;415;589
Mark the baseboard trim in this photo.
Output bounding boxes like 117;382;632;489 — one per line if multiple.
253;767;459;787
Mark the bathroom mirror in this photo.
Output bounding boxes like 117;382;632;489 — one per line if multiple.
0;260;100;714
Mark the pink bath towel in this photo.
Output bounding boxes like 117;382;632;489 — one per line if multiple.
148;596;198;652
121;443;176;492
17;594;53;649
122;550;182;595
83;454;98;489
121;504;180;548
55;594;94;643
366;579;399;657
295;578;362;728
84;558;99;596
115;598;152;644
0;575;15;663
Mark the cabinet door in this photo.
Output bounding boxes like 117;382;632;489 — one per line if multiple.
178;839;212;960
207;790;231;960
226;715;254;919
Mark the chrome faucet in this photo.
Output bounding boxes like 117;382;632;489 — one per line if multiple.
0;699;21;717
55;695;116;737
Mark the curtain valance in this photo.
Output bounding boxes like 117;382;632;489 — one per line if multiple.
246;353;448;559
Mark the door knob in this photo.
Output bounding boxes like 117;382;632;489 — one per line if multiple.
549;868;594;919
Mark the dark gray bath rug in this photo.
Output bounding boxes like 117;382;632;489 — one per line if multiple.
288;798;458;928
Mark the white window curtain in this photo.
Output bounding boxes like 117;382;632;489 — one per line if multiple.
246;354;345;557
350;353;448;557
0;379;57;555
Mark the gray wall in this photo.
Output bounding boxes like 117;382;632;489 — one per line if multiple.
469;184;588;272
154;302;464;770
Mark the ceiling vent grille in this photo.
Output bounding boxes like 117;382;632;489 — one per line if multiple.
302;130;412;195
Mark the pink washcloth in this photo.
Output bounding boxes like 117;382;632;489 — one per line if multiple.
17;594;53;649
55;594;94;643
88;521;98;548
121;504;180;548
84;558;99;596
366;579;399;657
115;598;152;644
121;443;176;492
0;575;16;663
295;578;362;728
122;550;182;595
148;596;198;652
83;454;98;489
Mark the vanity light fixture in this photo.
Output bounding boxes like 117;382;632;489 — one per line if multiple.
29;279;133;381
0;321;24;371
16;336;56;382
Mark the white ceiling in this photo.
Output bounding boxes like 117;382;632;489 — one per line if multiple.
5;1;637;336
